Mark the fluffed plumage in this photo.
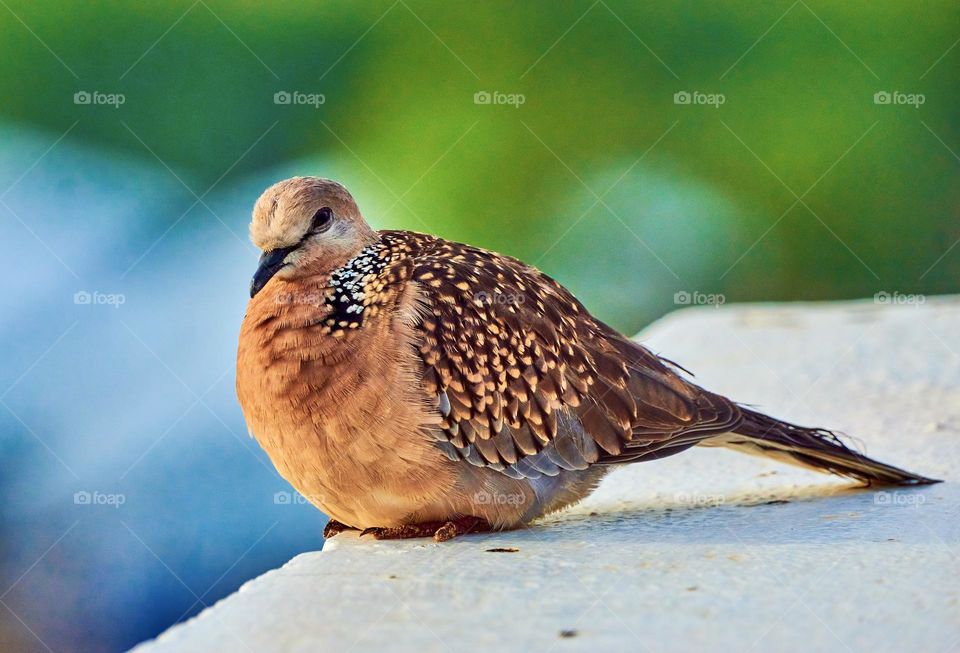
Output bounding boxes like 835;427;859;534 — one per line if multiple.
236;177;938;541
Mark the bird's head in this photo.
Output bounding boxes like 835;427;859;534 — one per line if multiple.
247;177;377;298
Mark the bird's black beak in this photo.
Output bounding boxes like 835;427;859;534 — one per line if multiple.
250;245;296;298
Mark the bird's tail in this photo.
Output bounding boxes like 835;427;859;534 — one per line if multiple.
703;407;940;486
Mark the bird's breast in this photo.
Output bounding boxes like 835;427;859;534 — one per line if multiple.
236;278;456;527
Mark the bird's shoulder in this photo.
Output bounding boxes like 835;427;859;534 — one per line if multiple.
377;229;587;326
378;230;621;451
377;229;597;360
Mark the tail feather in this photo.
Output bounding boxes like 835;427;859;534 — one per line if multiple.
710;407;940;486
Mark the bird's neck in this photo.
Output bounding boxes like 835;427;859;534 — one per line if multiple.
237;238;412;394
236;251;427;456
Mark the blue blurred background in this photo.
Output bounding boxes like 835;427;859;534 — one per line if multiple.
1;1;958;651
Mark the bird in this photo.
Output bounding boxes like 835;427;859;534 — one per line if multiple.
236;176;938;542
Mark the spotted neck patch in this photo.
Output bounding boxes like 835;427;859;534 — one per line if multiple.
320;235;409;335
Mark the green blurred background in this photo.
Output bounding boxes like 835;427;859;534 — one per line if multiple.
2;2;958;651
4;0;957;332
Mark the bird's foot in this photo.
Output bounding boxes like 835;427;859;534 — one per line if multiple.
360;516;492;542
323;519;355;539
433;516;492;542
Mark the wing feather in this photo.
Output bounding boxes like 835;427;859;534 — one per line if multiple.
390;231;743;475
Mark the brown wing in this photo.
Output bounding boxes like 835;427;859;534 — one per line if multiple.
402;232;742;478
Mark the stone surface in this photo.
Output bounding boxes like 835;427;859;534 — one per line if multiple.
132;298;960;653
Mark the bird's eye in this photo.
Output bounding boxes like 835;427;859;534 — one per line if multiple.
311;207;333;231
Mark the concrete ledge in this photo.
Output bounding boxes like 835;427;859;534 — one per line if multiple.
133;298;960;653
